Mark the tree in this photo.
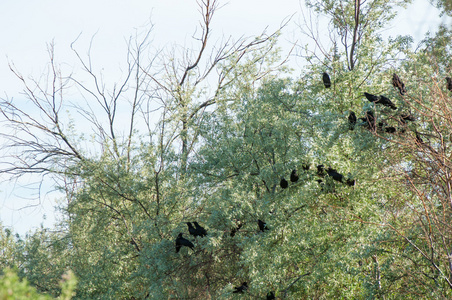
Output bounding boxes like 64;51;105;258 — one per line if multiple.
0;0;286;298
1;0;451;298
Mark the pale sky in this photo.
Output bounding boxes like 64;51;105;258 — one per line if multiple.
0;0;448;236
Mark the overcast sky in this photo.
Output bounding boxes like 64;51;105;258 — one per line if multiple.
0;0;449;236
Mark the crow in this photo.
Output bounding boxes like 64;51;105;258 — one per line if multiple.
186;222;198;237
359;110;376;130
378;122;396;133
447;77;452;92
345;178;356;186
290;169;299;183
175;233;194;253
415;132;425;145
258;219;269;232
267;291;276;300
322;72;331;88
326;167;343;183
385;126;396;133
280;178;289;189
193;222;207;237
392;73;407;95
233;282;248;294
317;165;326;177
364;92;397;110
348;111;357;130
400;113;415;124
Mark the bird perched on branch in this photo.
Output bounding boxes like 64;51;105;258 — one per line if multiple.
345;178;356;186
364;92;397;110
233;282;248;293
193;222;207;237
399;113;415;124
290;169;299;183
348;111;357;130
415;132;425;145
280;177;288;189
322;72;331;88
446;77;452;92
187;222;198;237
359;110;376;130
392;73;407;95
258;219;269;232
326;167;343;183
175;233;194;253
378;122;396;133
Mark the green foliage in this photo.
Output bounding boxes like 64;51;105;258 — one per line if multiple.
0;268;76;300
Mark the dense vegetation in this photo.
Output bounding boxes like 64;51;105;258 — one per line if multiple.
1;0;452;298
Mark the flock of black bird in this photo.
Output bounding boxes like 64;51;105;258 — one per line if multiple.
171;72;452;298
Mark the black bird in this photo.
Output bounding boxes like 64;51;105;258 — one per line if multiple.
377;122;396;133
415;132;425;145
233;282;248;294
322;72;331;88
392;73;407;95
359;110;376;130
400;113;415;124
326;167;343;183
290;169;299;183
364;92;397;110
186;222;198;237
447;77;452;92
317;164;326;177
385;126;396;133
175;233;194;253
280;178;288;189
267;291;276;300
193;222;207;237
258;219;269;232
345;178;356;186
348;111;357;130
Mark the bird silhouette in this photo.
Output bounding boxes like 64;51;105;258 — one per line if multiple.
186;222;198;237
345;178;356;186
359;110;376;130
258;219;269;232
280;178;288;189
193;222;207;237
446;77;452;92
348;111;357;130
322;72;331;88
378;122;396;133
175;233;194;253
267;291;276;300
415;132;425;145
364;92;397;110
290;169;299;183
400;113;415;124
385;126;396;133
392;73;407;95
233;282;248;294
326;167;343;182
